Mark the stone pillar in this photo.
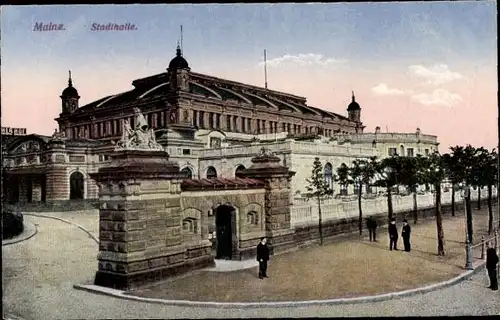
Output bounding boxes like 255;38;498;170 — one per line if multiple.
90;150;214;290
18;176;29;203
203;112;210;129
242;148;296;255
220;114;228;131
32;178;42;202
45;139;69;201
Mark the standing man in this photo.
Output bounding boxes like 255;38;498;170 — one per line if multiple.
401;219;411;252
486;246;498;290
388;218;399;251
366;216;378;242
256;237;270;279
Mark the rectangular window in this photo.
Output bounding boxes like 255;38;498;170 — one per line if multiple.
216;114;221;129
425;149;429;156
182;149;191;155
241;117;246;132
407;148;414;157
192;110;198;127
353;182;360;194
160;112;165;127
340;184;348;196
209;112;214;129
388;148;397;156
257;119;261;133
198;111;205;129
226;115;232;131
151;113;158;128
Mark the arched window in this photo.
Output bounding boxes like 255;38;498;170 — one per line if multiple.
206;166;217;179
235;165;246;178
69;171;85;200
180;167;193;179
182;218;197;233
324;163;333;189
247;211;259;225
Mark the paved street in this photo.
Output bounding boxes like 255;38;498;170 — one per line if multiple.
2;213;500;319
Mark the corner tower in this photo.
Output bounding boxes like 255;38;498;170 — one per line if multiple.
60;70;80;114
167;44;191;92
347;91;361;123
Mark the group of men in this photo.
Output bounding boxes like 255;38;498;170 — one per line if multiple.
366;216;412;252
256;217;498;291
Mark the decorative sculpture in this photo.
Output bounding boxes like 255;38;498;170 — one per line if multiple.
257;146;276;158
115;108;164;151
51;129;66;141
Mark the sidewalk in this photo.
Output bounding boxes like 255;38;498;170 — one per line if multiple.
126;210;492;302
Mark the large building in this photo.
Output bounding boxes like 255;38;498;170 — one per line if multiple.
3;47;447;283
2;46;439;206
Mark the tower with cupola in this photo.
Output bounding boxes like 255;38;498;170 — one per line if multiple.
60;70;80;114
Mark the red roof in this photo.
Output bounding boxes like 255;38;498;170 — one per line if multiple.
181;177;265;191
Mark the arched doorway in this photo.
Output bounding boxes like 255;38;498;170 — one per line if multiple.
180;167;193;179
235;165;246;178
69;171;85;200
206;166;217;179
215;205;236;260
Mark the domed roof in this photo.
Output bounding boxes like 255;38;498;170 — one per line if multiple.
347;91;360;111
168;45;189;71
61;71;79;97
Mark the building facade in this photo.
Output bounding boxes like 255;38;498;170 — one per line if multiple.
3;46;438;208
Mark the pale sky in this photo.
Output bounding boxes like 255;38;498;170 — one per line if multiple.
1;3;497;150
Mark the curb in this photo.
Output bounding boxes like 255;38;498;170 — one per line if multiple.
23;213;99;244
73;262;486;308
2;221;38;246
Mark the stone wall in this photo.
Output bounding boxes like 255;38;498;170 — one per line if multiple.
7;200;99;212
180;188;266;260
292;192;497;246
290;188;495;228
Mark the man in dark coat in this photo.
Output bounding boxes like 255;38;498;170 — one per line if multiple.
388;218;398;251
486;246;498;290
256;237;270;279
401;219;411;252
366;216;378;242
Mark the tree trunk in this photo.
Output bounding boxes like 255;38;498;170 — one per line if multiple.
465;186;473;244
477;187;482;210
358;184;363;236
488;184;493;234
387;187;393;221
435;183;445;256
412;190;418;224
451;185;456;217
317;196;323;245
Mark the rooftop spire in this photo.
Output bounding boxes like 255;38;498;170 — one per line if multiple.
176;41;182;57
352;90;355;102
68;70;73;87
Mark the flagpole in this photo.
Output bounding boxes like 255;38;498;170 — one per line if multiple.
264;49;268;90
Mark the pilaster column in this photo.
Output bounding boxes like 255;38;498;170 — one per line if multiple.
220;114;228;131
18;176;29;203
32;178;42;202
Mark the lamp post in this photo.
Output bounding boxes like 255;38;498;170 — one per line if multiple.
462;188;473;269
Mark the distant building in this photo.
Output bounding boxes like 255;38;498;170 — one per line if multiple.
2;46;438;207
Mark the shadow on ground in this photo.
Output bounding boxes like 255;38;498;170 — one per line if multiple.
125;209;493;302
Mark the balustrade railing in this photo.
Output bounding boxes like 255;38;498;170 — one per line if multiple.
290;188;497;228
